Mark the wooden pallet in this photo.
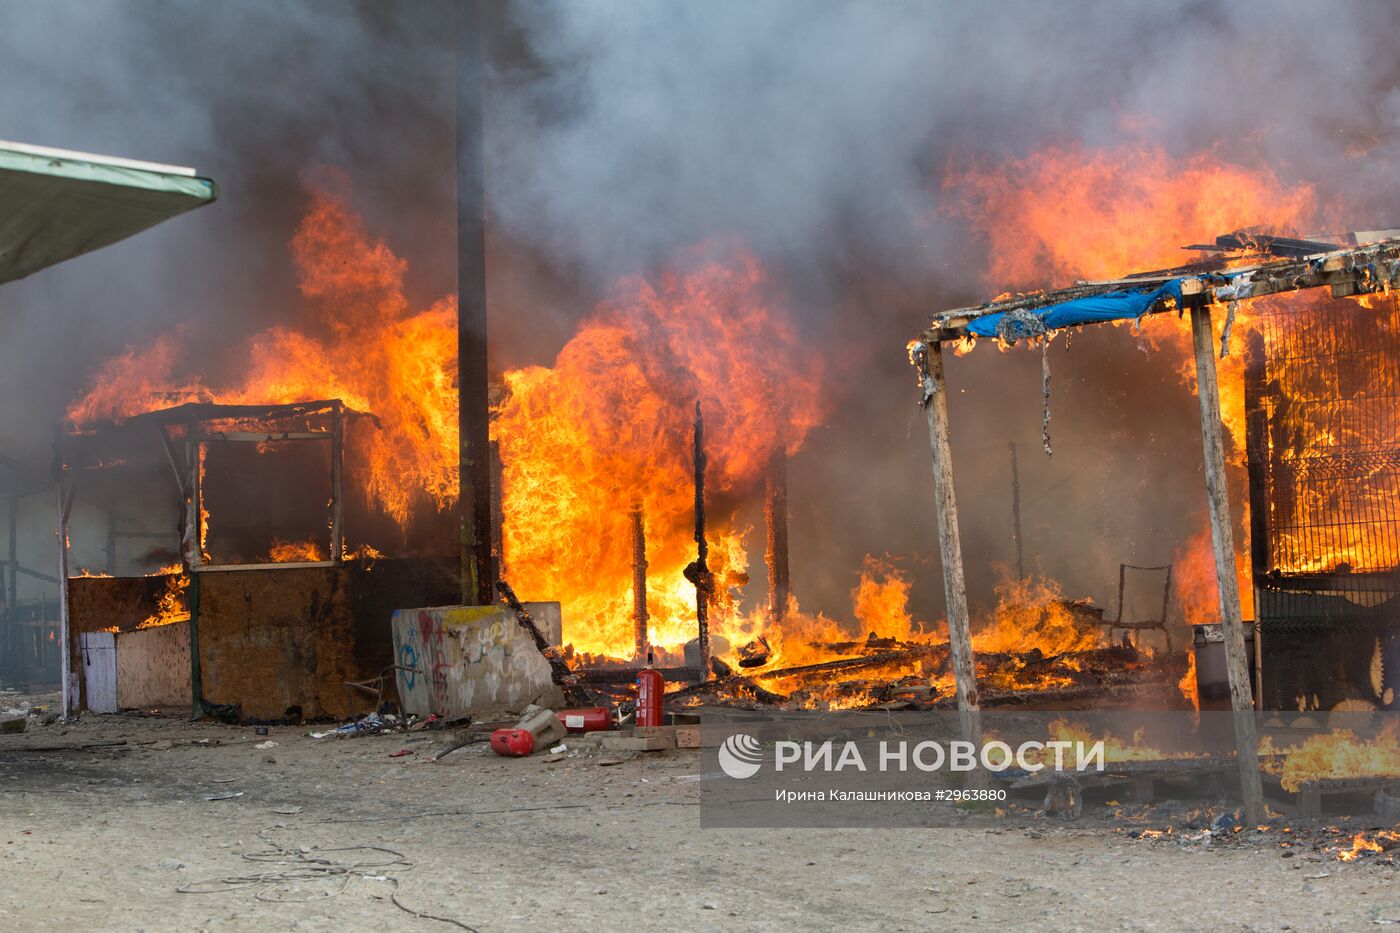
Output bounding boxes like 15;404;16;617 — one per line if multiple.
1260;771;1400;819
1008;757;1234;817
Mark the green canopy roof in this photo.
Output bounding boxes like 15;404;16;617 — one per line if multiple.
0;141;217;286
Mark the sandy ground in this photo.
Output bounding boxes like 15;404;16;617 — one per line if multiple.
1;701;1397;933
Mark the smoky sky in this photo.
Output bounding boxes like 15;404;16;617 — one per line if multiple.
2;0;1399;622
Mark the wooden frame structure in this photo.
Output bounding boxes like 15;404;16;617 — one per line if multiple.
53;399;354;718
907;237;1400;824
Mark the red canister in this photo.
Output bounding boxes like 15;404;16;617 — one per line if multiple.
490;728;535;757
557;707;612;733
635;665;665;728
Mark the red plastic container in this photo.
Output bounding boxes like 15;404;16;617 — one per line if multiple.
490;728;535;757
557;707;612;733
635;667;665;728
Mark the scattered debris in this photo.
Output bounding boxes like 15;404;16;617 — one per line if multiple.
309;712;398;739
204;791;244;801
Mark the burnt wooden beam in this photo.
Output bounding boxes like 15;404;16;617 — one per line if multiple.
757;643;949;682
1188;298;1265;825
575;666;701;684
909;340;983;752
631;502;648;661
685;401;712;682
920;239;1400;343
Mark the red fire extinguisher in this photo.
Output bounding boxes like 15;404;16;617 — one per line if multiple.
635;651;665;728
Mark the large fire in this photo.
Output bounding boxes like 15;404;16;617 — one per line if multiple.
493;246;824;660
1260;722;1400;792
945;142;1331;626
69;187;459;531
68;185;840;662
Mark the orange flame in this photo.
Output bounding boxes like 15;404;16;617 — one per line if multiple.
945;143;1320;634
851;556;924;642
137;572;189;630
267;539;328;563
68;187;458;531
945;142;1316;291
1260;722;1400;792
973;575;1103;657
493;248;825;659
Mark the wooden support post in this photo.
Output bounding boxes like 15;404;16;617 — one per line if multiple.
329;403;344;562
1188;301;1265;825
632;502;648;661
911;340;982;748
765;447;790;623
685;401;713;682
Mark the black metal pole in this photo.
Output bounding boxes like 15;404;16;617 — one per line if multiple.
457;0;495;605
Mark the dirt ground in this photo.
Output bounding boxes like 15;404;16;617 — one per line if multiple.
2;698;1397;932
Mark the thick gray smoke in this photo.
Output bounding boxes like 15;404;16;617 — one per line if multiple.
2;0;1398;622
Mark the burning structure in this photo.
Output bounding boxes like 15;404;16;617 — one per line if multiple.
911;229;1400;821
56;399;462;720
1244;293;1400;711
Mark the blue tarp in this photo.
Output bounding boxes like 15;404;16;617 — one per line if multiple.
965;279;1186;339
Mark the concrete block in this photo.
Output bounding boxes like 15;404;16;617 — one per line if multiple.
603;731;676;752
392;603;565;719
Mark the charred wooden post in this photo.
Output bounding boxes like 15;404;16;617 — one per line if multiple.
632;502;648;660
330;401;344;562
456;0;495;605
1009;442;1024;579
765;447;790;622
1187;295;1265;825
909;340;982;749
683;401;713;681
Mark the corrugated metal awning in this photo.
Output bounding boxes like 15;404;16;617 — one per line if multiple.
0;141;217;286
